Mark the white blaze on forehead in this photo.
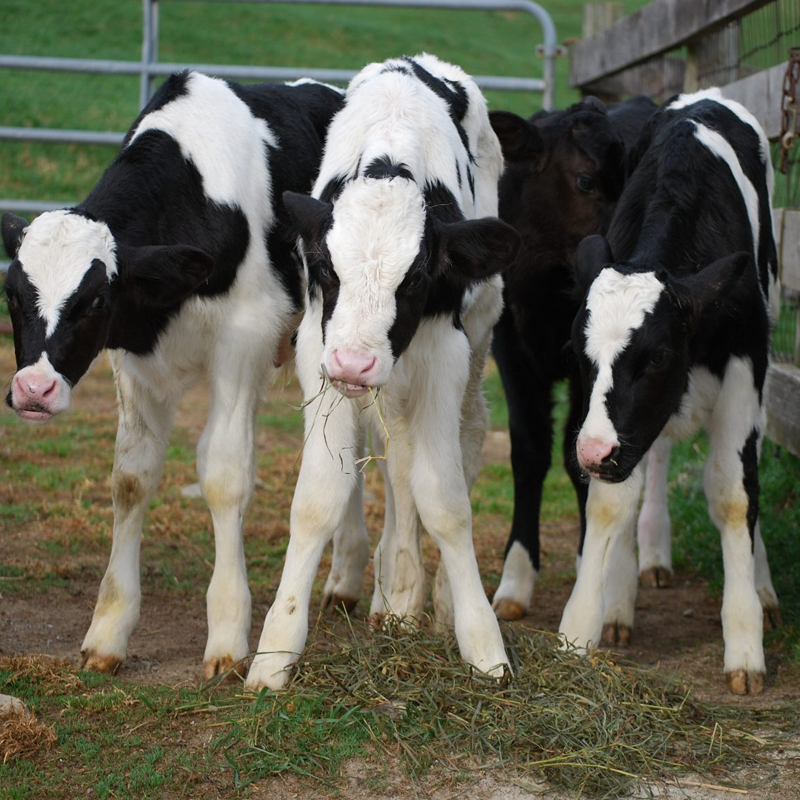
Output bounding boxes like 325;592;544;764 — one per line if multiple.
581;268;664;442
322;177;426;374
17;210;117;338
327;177;426;330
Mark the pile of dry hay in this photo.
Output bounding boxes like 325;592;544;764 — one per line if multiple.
233;617;767;796
0;656;67;763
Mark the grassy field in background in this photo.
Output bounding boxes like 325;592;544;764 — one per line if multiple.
0;0;653;204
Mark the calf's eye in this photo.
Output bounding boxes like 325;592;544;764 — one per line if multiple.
648;349;669;368
577;175;595;193
90;296;107;312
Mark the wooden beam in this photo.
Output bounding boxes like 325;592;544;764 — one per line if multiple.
773;208;800;293
721;62;790;141
570;0;773;89
765;363;800;457
578;54;686;102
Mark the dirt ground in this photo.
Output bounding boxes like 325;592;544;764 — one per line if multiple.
1;349;799;798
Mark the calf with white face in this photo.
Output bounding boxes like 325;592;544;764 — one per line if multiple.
559;89;780;694
246;54;520;691
2;71;344;678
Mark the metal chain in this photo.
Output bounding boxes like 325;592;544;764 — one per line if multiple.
778;47;800;175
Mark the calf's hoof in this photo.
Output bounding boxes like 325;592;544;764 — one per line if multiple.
78;650;123;674
492;598;526;621
725;668;765;695
245;653;297;692
764;605;783;630
204;654;247;682
322;592;359;614
601;622;632;647
639;566;672;588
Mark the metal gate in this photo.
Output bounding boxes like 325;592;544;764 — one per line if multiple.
0;0;559;218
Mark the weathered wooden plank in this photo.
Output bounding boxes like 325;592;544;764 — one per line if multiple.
570;0;773;89
578;54;686;103
721;61;789;141
773;208;800;293
765;362;800;456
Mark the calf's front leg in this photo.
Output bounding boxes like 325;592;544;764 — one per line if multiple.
559;470;643;651
80;358;173;673
246;391;361;691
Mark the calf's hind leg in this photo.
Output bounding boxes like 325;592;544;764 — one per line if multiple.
80;358;173;673
706;358;768;694
198;351;270;679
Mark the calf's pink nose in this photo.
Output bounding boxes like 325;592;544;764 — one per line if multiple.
329;349;378;386
13;372;59;404
577;436;616;469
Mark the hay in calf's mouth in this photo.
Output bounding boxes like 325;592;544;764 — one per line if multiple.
236;617;764;796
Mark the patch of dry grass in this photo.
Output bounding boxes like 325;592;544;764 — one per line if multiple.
216;618;770;797
0;704;58;764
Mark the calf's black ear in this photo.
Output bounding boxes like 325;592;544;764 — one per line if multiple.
489;111;544;163
574;234;613;297
118;244;215;308
2;213;29;260
282;191;332;249
670;251;752;330
436;217;521;283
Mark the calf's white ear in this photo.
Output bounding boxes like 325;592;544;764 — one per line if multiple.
2;213;29;260
283;191;332;249
670;251;752;329
489;111;544;163
574;234;613;296
118;244;215;308
436;217;521;282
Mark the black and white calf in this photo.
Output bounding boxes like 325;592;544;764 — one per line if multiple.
246;53;520;691
560;89;781;694
2;71;344;678
487;96;657;621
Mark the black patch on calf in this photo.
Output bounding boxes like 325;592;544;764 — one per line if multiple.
121;71;192;149
381;63;412;76
44;259;114;387
740;427;760;542
319;175;348;204
363;156;414;182
228;80;343;311
402;57;473;162
2;213;29;260
3;262;46;371
78;132;248;354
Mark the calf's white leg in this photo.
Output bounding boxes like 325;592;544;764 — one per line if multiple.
410;328;508;677
559;470;643;651
322;467;371;612
705;357;766;694
247;384;361;691
370;455;398;617
637;435;673;587
80;356;173;672
379;423;426;621
198;336;272;678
